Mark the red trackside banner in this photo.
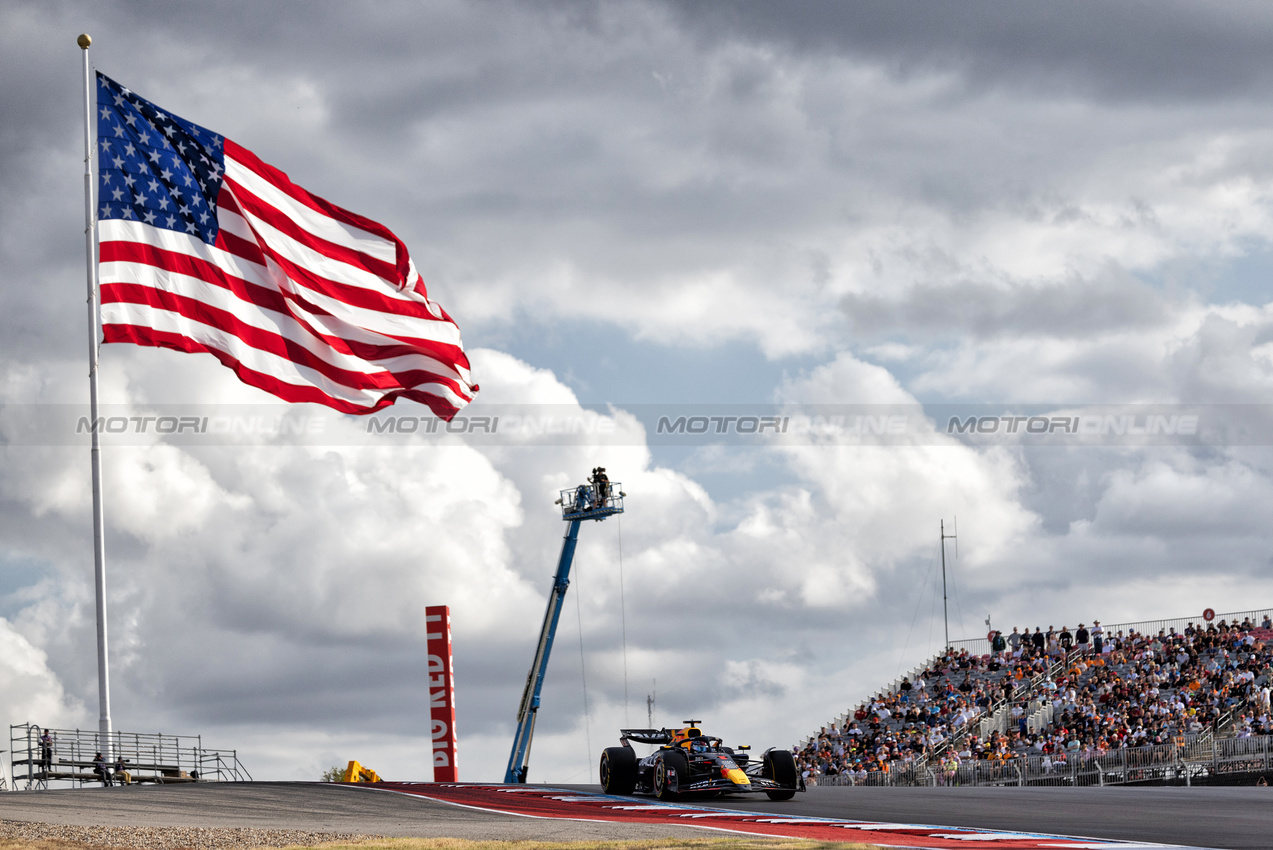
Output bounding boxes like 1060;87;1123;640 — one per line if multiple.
425;605;458;782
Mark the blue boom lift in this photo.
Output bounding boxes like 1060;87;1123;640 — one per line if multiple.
504;468;624;784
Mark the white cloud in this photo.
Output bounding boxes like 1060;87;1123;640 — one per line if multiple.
0;617;84;731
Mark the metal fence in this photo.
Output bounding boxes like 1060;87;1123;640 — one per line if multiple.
9;723;252;790
949;607;1273;658
813;733;1273;788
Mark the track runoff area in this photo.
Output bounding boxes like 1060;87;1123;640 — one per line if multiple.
366;783;1201;850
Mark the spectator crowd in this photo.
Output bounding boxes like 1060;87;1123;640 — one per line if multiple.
795;614;1273;783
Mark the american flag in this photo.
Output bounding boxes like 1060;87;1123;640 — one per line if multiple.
94;73;478;419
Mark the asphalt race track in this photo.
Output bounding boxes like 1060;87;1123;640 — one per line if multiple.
0;781;1268;849
0;783;707;842
602;784;1272;848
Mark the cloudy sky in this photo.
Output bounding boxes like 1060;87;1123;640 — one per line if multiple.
4;0;1273;784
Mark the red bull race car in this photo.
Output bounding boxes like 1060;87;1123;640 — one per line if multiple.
599;721;804;801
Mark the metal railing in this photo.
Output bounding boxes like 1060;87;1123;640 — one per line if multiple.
949;607;1273;658
558;480;624;521
9;723;252;790
811;733;1273;787
923;655;1064;768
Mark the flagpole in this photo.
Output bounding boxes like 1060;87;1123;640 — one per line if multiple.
78;32;113;758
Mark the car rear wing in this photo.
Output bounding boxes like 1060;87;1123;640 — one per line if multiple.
618;728;673;745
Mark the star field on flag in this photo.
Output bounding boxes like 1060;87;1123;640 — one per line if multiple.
97;78;224;244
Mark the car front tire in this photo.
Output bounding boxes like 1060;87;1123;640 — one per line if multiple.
653;749;688;800
599;746;638;795
763;749;798;800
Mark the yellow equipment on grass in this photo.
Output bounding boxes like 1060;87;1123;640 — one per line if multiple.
340;760;382;783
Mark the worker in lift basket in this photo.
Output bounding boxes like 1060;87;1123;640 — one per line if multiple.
590;467;610;505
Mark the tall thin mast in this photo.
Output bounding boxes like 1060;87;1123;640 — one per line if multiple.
78;33;112;756
940;519;957;650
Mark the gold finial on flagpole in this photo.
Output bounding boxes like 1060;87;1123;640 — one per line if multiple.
78;33;92;49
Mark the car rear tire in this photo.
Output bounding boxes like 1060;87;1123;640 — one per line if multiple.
653;749;688;800
600;746;638;795
763;749;797;800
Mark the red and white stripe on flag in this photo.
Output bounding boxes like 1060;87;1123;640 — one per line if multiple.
98;140;478;419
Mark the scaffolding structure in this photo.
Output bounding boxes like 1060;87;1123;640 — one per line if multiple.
9;723;251;790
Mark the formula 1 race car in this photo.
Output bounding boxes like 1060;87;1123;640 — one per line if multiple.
599;721;804;801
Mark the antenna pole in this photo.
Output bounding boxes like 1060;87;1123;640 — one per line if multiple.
940;519;958;650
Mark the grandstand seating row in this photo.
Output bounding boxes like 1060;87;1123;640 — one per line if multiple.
795;615;1273;783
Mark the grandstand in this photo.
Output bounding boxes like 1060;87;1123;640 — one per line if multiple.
796;608;1273;787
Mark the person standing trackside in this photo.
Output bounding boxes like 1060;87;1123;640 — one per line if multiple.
39;729;53;773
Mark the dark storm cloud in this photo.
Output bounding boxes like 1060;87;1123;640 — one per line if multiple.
666;0;1273;102
78;0;1273;108
12;0;1268;363
58;2;662;156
